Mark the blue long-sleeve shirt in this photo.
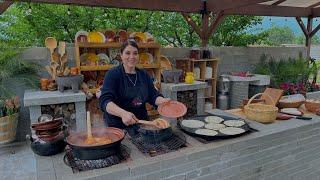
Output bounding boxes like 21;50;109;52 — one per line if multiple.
99;65;162;128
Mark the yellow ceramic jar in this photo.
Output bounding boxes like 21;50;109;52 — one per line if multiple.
185;72;195;84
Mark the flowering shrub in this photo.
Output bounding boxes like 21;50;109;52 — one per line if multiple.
280;81;320;95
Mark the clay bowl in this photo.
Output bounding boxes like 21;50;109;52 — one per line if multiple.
37;132;64;142
35;127;62;136
31;119;62;131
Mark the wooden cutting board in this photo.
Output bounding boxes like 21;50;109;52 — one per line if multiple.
261;88;283;106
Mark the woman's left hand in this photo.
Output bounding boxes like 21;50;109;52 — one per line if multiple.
155;97;171;106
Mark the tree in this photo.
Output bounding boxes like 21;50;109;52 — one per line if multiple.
295;34;320;45
264;25;295;46
1;3;267;47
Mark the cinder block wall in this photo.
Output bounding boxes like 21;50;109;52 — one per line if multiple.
160;46;307;75
13;46;306;141
128;123;320;180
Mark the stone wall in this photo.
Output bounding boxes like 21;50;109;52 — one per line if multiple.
14;45;306;141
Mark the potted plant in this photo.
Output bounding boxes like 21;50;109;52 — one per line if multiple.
0;96;20;144
0;40;40;143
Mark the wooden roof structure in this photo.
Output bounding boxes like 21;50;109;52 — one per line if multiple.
1;0;320;55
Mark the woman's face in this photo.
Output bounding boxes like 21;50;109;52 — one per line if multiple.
121;45;139;69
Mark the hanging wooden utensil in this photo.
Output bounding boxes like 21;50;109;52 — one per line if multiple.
45;37;57;62
58;41;66;57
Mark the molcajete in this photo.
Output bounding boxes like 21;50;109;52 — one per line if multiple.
56;74;83;93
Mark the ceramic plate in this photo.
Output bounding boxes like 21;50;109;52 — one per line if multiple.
158;101;187;118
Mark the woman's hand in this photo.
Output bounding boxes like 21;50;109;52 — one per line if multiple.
155;97;171;106
121;111;138;126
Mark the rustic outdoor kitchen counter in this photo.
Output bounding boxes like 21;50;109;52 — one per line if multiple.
35;109;320;180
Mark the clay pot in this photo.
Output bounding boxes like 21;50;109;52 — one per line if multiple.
70;67;78;75
40;78;49;90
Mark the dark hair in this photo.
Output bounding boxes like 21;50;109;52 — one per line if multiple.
120;39;139;53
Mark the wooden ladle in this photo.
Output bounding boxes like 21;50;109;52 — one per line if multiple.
45;37;57;61
84;111;96;144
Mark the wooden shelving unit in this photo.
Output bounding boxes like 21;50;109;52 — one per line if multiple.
189;58;219;108
75;42;162;117
75;42;161;81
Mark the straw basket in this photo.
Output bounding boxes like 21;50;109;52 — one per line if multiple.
304;100;320;113
0;113;19;144
244;93;278;123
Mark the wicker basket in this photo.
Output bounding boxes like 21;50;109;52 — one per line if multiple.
0;113;19;144
305;100;320;113
278;101;304;109
244;93;278;123
278;95;305;109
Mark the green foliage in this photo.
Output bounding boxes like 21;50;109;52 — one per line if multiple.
1;3;266;47
264;25;295;46
295;34;320;45
254;53;318;88
0;39;40;98
210;15;267;46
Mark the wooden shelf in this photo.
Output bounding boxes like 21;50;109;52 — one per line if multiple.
76;42;160;49
80;64;160;71
136;64;160;69
190;58;219;62
198;96;215;99
80;65;114;71
196;78;215;81
189;58;219;108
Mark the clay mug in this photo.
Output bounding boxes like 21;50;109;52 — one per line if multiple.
40;78;49;90
70;67;78;75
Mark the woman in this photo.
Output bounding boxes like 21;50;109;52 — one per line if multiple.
99;39;169;134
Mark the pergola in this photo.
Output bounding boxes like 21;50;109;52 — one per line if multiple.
1;0;320;56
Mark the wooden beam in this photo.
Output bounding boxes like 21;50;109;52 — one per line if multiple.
181;13;202;38
17;0;271;13
312;7;320;16
207;11;225;38
309;2;320;8
306;17;313;57
16;0;202;13
310;23;320;38
272;0;287;6
296;17;308;37
224;4;312;17
207;0;272;12
0;1;13;15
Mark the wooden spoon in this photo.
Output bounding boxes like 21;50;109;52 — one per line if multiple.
84;111;96;144
45;37;57;62
136;118;168;129
58;41;66;57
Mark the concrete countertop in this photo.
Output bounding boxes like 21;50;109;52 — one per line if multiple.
35;109;320;180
